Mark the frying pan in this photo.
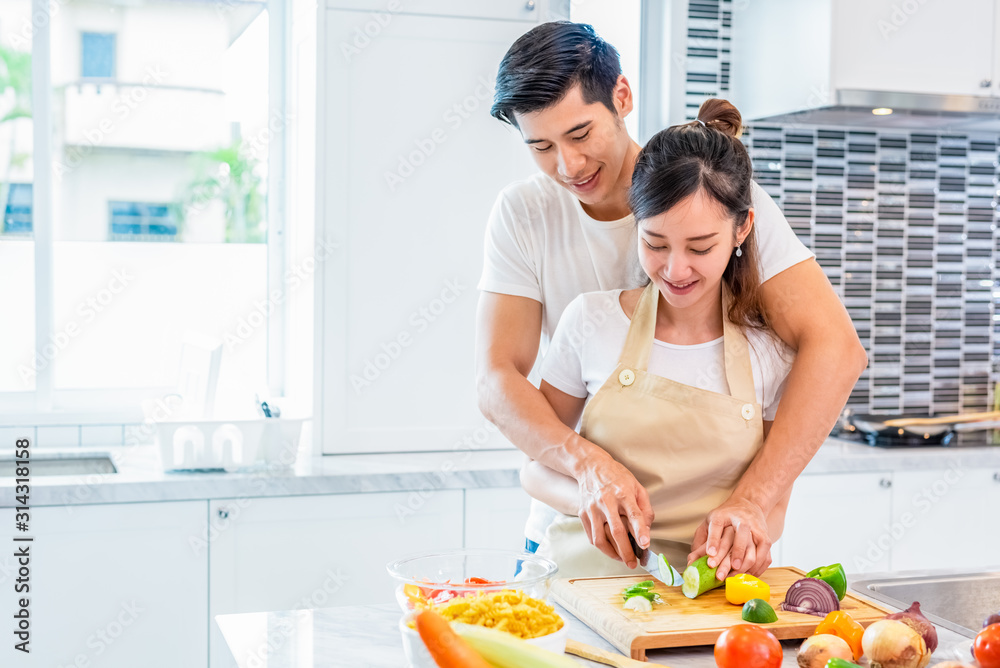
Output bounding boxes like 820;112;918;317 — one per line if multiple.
839;409;1000;446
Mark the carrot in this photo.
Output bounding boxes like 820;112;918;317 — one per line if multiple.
414;609;492;668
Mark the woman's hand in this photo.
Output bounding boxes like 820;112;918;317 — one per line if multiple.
576;456;654;569
687;497;773;580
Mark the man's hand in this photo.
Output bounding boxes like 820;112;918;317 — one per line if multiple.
688;497;772;580
577;457;654;569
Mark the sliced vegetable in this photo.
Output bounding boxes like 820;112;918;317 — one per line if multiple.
681;555;724;599
885;602;938;653
824;659;862;668
781;577;840;617
814;610;865;660
620;580;662;605
727;573;771;605
414;609;493;668
623;595;653;612
742;599;778;624
656;552;677;586
861;619;930;668
806;563;848;601
714;624;783;668
797;634;853;668
453;622;580;668
973;624;1000;668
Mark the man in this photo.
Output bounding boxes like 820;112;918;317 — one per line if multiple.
475;22;866;580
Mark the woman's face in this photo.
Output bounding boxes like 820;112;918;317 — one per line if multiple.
637;188;753;312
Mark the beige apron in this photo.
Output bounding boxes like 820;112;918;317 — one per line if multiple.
536;282;764;578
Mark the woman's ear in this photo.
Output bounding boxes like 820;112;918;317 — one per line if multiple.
736;208;755;245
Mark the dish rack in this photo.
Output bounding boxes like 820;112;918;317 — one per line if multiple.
152;417;304;472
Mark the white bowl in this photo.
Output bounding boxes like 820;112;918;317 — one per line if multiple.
399;613;567;667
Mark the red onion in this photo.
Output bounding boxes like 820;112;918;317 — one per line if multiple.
780;577;840;617
985;611;1000;628
885;601;938;653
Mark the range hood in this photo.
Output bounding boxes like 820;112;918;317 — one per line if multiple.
729;0;1000;134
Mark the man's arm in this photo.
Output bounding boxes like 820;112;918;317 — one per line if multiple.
475;292;654;566
692;259;867;579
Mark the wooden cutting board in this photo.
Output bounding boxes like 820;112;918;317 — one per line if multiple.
551;567;891;661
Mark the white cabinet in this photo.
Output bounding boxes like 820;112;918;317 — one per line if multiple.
323;0;556;21
890;467;1000;572
0;501;208;668
465;487;533;550
316;9;541;454
208;491;463;667
780;472;894;574
830;0;996;97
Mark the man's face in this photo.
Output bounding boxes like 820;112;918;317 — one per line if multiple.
513;82;632;214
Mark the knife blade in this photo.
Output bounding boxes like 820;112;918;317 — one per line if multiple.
627;532;681;586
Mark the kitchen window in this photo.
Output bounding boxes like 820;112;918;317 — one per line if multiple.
0;0;294;421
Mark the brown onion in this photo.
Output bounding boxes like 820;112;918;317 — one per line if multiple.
797;634;853;668
862;619;930;668
885;602;938;653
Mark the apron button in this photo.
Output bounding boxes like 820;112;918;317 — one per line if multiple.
741;403;755;420
618;369;635;386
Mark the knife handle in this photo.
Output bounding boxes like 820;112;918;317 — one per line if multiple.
565;639;667;667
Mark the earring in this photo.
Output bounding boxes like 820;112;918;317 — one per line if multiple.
735;244;743;257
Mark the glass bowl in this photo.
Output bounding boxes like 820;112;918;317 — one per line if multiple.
385;548;558;612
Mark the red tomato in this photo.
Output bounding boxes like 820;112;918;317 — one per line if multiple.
974;624;1000;668
714;624;783;668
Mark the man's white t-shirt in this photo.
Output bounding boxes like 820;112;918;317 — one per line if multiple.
477;172;815;348
520;289;795;544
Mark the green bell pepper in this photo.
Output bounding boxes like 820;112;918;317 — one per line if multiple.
806;562;848;601
825;658;862;668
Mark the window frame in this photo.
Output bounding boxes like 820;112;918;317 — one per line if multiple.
1;0;289;423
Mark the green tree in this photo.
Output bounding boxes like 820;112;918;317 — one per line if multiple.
174;140;266;243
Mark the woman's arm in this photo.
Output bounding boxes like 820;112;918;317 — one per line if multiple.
520;459;581;516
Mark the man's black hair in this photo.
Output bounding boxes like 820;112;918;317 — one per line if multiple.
491;21;622;127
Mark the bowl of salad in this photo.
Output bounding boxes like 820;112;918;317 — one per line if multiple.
385;548;558;613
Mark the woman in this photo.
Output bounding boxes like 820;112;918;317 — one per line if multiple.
521;99;795;579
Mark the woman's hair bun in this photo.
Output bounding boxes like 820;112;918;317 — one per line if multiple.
697;98;743;139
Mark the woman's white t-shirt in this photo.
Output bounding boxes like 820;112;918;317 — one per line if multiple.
523;289;796;544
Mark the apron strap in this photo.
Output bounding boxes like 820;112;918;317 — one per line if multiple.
618;282;659;370
721;290;758;404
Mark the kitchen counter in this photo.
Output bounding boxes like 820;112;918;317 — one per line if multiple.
215;570;980;667
2;436;1000;507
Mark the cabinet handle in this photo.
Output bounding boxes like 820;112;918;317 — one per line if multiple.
217;507;230;520
879;478;892;489
981;79;993;88
525;0;536;10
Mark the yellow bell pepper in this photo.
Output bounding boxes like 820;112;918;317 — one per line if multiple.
814;610;865;660
725;573;770;605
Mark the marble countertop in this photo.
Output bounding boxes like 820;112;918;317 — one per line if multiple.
215;570;980;668
2;435;1000;508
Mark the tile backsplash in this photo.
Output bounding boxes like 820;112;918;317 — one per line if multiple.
686;0;998;416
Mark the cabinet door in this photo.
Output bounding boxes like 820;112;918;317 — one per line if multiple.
323;0;554;21
0;501;208;668
317;11;538;454
208;491;463;667
831;0;995;96
780;472;894;574
890;467;1000;572
465;487;533;550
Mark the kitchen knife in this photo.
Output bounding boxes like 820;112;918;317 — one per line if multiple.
627;532;681;586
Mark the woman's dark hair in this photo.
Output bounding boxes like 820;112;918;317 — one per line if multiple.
628;99;767;331
491;21;621;127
